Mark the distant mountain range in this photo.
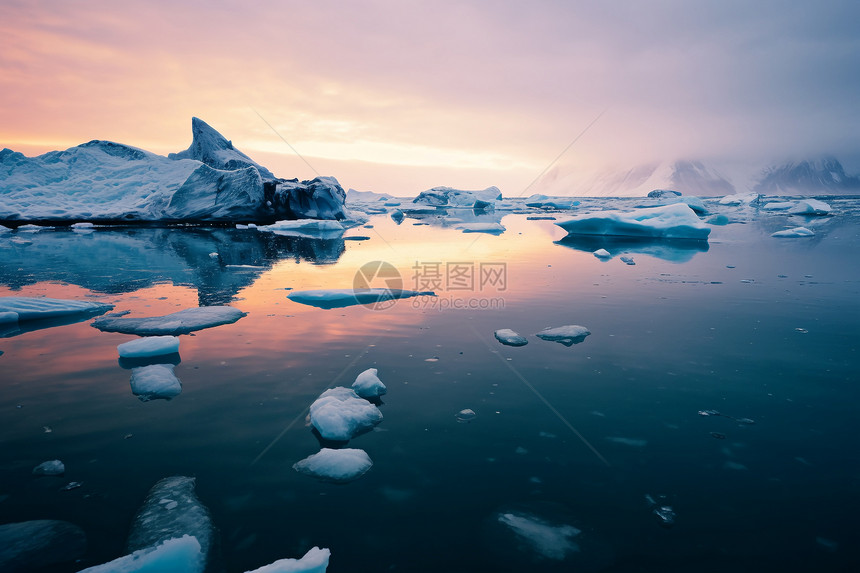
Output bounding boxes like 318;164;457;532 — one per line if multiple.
537;156;860;197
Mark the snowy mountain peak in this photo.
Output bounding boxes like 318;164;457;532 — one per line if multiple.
753;156;860;194
168;117;275;181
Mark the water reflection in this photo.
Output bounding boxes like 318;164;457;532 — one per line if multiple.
0;228;346;305
554;235;709;263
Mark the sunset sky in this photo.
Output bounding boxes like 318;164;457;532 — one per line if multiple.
2;0;858;196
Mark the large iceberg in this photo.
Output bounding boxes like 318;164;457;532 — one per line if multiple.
0;520;87;571
287;288;433;310
309;387;383;442
168;117;275;180
555;203;710;240
92;306;245;335
293;448;373;483
413;186;502;208
269;177;350;221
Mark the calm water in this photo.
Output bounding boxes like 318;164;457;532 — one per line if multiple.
1;197;859;572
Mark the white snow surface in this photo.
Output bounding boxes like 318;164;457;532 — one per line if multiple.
78;535;204;573
244;547;331;573
494;329;528;347
118;336;180;358
498;512;581;561
309;387;383;442
352;368;387;398
555;203;710;240
0;296;113;322
92;306;245;335
130;365;182;401
772;226;815;237
293;448;373;483
33;460;65;476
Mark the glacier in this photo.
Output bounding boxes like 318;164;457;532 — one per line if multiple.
293;448;373;483
92;306;245;335
309;387;383;442
555;203;710;240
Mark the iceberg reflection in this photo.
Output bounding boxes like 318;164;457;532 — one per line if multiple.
554;235;709;263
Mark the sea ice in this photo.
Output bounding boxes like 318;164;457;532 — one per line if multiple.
293;448;373;483
555;203;710;240
0;520;87;571
309;387;383;442
771;227;814;238
788;198;831;215
78;535;204;573
118;336;180;358
92;306;245;335
352;368;387;399
244;547;331;573
130;365;182;401
0;296;113;322
456;222;506;234
536;325;591;346
32;459;65;476
287;288;433;310
497;512;581;560
127;477;212;561
525;194;580;209
346;189;392;203
494;329;528;347
269;177;350;221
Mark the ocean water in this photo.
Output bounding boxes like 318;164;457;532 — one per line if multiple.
1;197;858;572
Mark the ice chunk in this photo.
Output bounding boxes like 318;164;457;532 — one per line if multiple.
619;256;635;265
293;448;373;483
287;288;433;310
78;535;204;573
33;459;65;476
706;214;729;225
536;325;590;346
352;368;387;399
0;296;113;322
497;512;581;560
593;248;611;259
772;226;814;238
244;547;331;573
309;387;383;442
494;329;528;347
525;195;580;209
0;520;86;571
555;204;710;240
130;365;182;401
456;222;506;234
788;198;831;215
92;306;245;335
127;477;212;562
118;336;180;358
346;189;392;203
456;408;477;422
390;209;405;224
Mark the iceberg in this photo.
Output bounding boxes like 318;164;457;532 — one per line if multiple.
78;535;204;573
413;186;502;208
0;520;87;571
536;325;591;346
269;177;350;221
593;249;611;259
346;189;392;203
293;448;373;483
646;189;682;198
352;368;387;399
772;226;815;238
788;198;832;215
32;459;65;476
92;306;245;335
126;477;212;562
494;329;528;347
0;296;113;322
118;336;180;358
168;117;275;180
309;387;383;442
130;364;182;401
287;288;433;310
244;547;331;573
555;204;710;240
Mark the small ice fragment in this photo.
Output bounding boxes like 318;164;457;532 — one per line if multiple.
293;448;373;483
536;325;590;346
653;506;676;528
515;446;528;455
494;329;528;347
309;387;383;441
352;368;387;399
772;226;814;238
795;327;808;333
424;357;439;362
456;408;477;422
710;432;726;439
33;460;65;476
593;248;611;259
736;418;755;425
165;501;179;510
60;481;82;491
130;364;182;401
619;256;635;265
42;426;52;433
117;335;180;358
698;410;721;417
208;252;218;258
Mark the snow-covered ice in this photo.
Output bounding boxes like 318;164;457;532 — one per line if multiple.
346;189;392;203
32;460;65;476
293;448;373;483
555;204;710;240
309;387;383;442
287;288;433;310
0;520;86;571
130;365;182;401
772;226;815;238
497;512;581;560
78;535;204;573
92;306;245;335
0;296;113;322
244;547;331;573
352;368;387;399
118;336;180;358
494;329;528;347
536;325;591;346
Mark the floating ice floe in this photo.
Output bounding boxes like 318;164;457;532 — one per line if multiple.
645;494;677;528
92;306;245;335
118;336;180;358
309;387;383;442
244;547;331;573
0;296;114;323
293;448;373;483
788;198;831;215
33;460;65;476
719;192;761;205
536;325;590;346
352;368;387;399
593;249;611;259
130;364;182;401
78;535;204;573
555;203;710;240
456;222;506;234
772;226;814;238
256;219;345;237
497;512;581;560
287;288;433;310
0;520;86;571
494;329;528;347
